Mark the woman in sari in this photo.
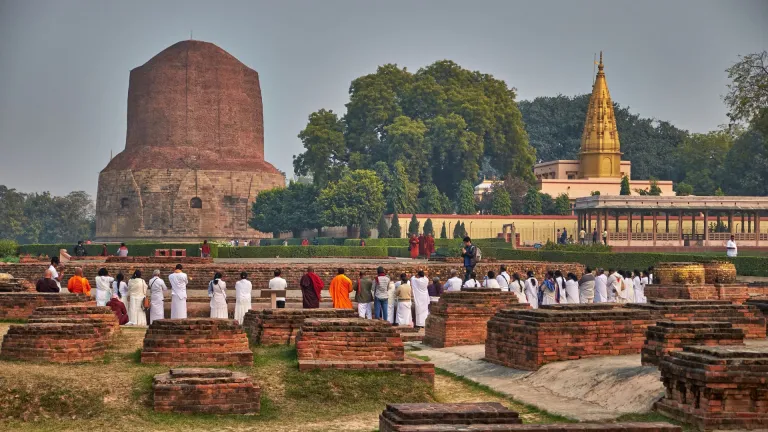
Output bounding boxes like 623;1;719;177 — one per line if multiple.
234;272;252;323
540;271;558;306
126;270;148;326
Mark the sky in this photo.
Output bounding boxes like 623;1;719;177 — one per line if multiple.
0;0;766;197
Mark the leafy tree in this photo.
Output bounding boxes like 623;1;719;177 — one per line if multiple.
318;170;385;233
677;130;734;195
293;109;346;187
523;187;542;215
459;222;468;238
452;220;462;239
418;183;452;214
540;193;556;215
499;176;530;215
490;187;512;215
715;187;726;196
440;221;447;239
250;188;289;237
376;214;389;238
724;51;768;138
387;160;419;214
590;191;601;196
553;193;571;215
423;218;434;236
720;129;768;196
634;178;662;196
295;60;536;199
456;180;477;215
0;186;25;241
408;214;420;235
675;182;694;196
389;212;402;238
620;176;631;195
359;215;372;238
284;182;321;237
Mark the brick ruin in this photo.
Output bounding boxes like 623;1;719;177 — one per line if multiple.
0;322;108;363
745;297;768;331
641;321;745;366
141;319;252;366
701;261;737;284
655;345;768;431
296;318;435;383
153;368;260;414
379;403;681;432
95;40;285;242
646;261;764;303
627;299;767;339
0;293;92;319
485;304;654;370
242;308;358;345
423;288;525;348
29;304;120;338
0;274;33;293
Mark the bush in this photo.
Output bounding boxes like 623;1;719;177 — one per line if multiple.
0;239;19;257
480;248;768;277
216;246;389;258
540;241;612;252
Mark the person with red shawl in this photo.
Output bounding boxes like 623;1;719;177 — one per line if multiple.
409;234;419;259
425;233;435;258
299;266;324;308
106;293;129;325
417;233;426;257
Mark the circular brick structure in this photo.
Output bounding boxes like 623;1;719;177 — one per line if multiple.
141;318;252;366
29;304;120;337
153;368;260;414
702;260;737;284
655;262;705;285
0;322;108;363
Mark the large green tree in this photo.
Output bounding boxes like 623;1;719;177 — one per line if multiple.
456;180;477;215
523;187;542;215
553;193;571;215
1;188;96;244
318;170;385;235
250;188;288;237
295;61;535;204
490;187;512;216
677;130;734;195
724;51;768;138
418;183;453;214
719;129;768;196
620;176;631;195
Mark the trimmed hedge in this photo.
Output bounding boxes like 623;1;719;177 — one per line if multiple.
18;243;209;258
216;246;389;258
345;238;507;248
481;248;768;277
258;237;346;246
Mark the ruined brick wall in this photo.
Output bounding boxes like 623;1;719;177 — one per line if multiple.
153;368;260;414
641;321;744;366
0;293;92;319
242;308;358;345
96;40;285;241
141;318;252;366
0;322;108;363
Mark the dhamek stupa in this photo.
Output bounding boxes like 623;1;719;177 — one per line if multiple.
96;40;285;241
533;53;673;199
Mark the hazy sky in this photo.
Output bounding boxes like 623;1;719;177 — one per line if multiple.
1;0;766;197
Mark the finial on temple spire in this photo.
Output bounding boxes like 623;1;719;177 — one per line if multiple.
598;51;604;72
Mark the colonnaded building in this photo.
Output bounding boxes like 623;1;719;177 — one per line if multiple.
95;40;285;242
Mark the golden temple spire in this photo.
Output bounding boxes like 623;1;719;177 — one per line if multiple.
578;51;622;178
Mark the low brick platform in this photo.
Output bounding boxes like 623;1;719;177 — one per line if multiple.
0;322;107;363
141;319;252;366
106;256;213;264
379;403;680;432
485;306;654;370
0;277;33;293
152;368;260;414
627;299;767;339
242;308;358;345
644;283;752;303
423;289;523;348
641;321;745;366
0;293;92;319
396;326;424;343
745;298;768;332
296;318;435;383
29;304;120;337
655;345;768;431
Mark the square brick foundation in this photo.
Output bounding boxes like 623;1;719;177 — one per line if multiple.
655;345;768;431
153;368;260;414
141;318;252;366
29;304;120;338
296;318;435;384
485;306;654;370
242;308;358;345
0;293;92;319
745;298;768;332
645;283;757;304
0;322;108;363
641;321;745;366
423;288;525;348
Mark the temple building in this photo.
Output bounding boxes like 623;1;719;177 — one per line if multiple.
534;53;673;200
95;40;285;241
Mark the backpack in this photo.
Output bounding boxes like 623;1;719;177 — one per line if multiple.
475;246;482;262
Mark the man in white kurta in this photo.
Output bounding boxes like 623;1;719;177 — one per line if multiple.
496;266;510;292
148;270;168;324
168;265;189;319
594;269;608;303
726;236;738;257
410;272;430;328
444;270;463;292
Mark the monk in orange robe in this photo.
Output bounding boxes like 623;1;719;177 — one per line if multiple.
329;268;353;309
66;267;91;296
409;234;419;259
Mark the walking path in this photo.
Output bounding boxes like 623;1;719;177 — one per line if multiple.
409;344;665;422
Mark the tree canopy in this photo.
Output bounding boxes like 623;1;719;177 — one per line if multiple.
317;170;385;230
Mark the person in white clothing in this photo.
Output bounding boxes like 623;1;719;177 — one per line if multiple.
524;271;539;309
607;269;621;303
126;270;148;326
495;265;510;291
234;272;253;323
632;270;644;304
565;273;580;304
112;273;128;305
726;235;738;257
554;270;567;303
93;268;115;307
648;267;654;285
637;270;649;304
620;271;636;303
208;272;228;318
168;264;189;319
594;269;608;303
483;271;501;289
409;270;430;328
269;269;288;309
148;269;168;324
510;273;528;304
386;280;396;324
463;271;481;288
48;257;63;291
444;269;463;292
395;274;413;327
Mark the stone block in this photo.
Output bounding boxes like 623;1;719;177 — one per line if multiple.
242;308;358;345
641;321;745;366
0;292;93;319
141;318;252;366
29;304;120;337
0;322;107;363
153;368;260;414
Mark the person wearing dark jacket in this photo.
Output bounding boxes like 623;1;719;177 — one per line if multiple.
36;269;61;293
461;236;478;282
